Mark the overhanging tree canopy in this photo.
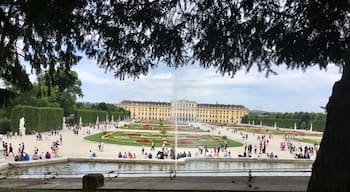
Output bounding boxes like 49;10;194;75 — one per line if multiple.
1;0;349;191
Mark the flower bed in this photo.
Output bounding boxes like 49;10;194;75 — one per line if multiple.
119;121;206;132
85;131;242;148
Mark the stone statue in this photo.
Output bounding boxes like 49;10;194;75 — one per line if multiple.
19;117;25;129
19;117;26;136
63;117;67;129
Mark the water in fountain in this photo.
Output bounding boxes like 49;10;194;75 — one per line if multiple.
174;101;178;172
5;161;312;178
172;72;179;175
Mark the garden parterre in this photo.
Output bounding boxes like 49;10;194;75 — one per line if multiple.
85;131;242;148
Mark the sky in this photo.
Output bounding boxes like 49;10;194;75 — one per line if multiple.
72;57;341;113
0;58;341;113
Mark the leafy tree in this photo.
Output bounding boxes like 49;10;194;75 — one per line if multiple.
5;70;82;116
97;102;108;111
55;89;78;116
55;72;83;115
1;0;85;90
0;88;16;109
300;121;307;130
41;71;83;116
77;102;128;113
1;0;349;190
9;84;59;108
300;113;311;124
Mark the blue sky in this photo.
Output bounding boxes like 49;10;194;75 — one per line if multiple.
72;57;341;113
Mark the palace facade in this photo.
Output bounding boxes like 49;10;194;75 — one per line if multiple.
119;100;249;124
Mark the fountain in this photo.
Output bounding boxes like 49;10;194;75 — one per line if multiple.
171;72;180;178
0;71;318;181
1;159;313;178
171;101;179;177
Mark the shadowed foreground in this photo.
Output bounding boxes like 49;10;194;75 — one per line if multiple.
0;176;309;191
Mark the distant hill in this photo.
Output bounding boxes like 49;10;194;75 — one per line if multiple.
249;110;270;115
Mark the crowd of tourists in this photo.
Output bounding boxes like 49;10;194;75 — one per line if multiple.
280;138;318;159
236;134;273;158
0;121;322;162
1;130;63;162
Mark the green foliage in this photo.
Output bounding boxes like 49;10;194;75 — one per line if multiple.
74;109;108;125
10;105;63;134
159;129;167;136
38;71;83;116
294;138;321;145
55;91;77;116
6;70;82;117
97;102;108;111
76;102;130;121
0;88;16;108
0;108;10;119
109;111;129;121
242;112;326;132
1;1;347;190
77;102;127;112
8;0;347;86
9;86;59;108
0;119;11;134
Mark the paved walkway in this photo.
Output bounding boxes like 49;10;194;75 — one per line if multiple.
0;121;321;161
0;176;310;191
0;121;319;191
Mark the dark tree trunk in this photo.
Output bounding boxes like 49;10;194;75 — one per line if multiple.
307;63;350;191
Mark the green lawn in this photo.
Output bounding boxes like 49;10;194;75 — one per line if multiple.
293;138;321;145
85;131;243;148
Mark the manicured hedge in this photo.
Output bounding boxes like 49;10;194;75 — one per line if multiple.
242;116;326;132
311;120;326;132
74;109;108;125
10;105;64;134
109;111;129;121
246;118;298;128
0;119;11;134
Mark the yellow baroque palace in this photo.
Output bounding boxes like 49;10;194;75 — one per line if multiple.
119;100;249;124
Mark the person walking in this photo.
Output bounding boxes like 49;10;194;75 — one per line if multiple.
8;143;14;156
59;134;63;145
151;142;155;151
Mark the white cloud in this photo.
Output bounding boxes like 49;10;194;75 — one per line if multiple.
150;72;173;80
75;68;111;84
73;59;342;112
